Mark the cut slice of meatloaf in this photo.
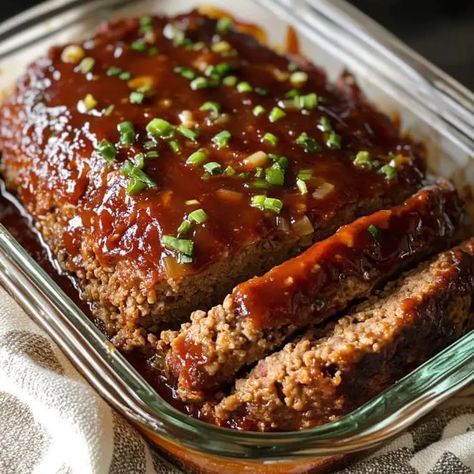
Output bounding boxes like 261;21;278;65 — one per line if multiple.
211;238;474;431
158;180;464;401
0;11;425;350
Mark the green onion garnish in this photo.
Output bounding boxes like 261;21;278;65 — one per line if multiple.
224;165;235;176
269;107;286;123
144;140;156;150
262;132;278;146
212;130;231;149
131;40;147;52
146;118;174;139
161;235;194;257
133;153;145;169
118;121;135;146
139;15;153;33
265;163;285;186
269;153;288;169
174;66;196;79
203;161;222;175
367;224;379;239
130;167;156;188
318;116;332;132
106;66;122;76
177;220;192;237
353;151;373;169
177;125;199;142
186;149;207;166
148;46;159;56
223;75;237;86
378;163;397;181
255;87;269;96
252;105;266;117
296;92;318;110
190;77;209;90
285;89;300;99
200;101;221;115
77;57;95;74
168;140;181;153
251;195;283;214
121;160;133;176
96;139;116;163
216;17;233;33
146;150;159;159
296;178;308;195
237;81;253;93
188;208;208;224
297;169;312;181
296;132;319;152
127;177;146;195
326;132;341;149
118;71;131;81
129;91;145;104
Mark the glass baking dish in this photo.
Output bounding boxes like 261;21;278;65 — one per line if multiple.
0;0;473;472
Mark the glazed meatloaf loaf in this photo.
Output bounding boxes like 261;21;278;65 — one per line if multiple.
159;181;463;401
0;11;426;350
211;238;474;431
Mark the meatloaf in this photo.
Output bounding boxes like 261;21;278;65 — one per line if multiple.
210;238;474;431
159;180;463;401
0;11;425;350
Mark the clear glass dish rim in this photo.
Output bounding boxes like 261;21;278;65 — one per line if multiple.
0;0;472;461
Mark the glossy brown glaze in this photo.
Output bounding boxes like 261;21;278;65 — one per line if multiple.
0;11;424;285
231;182;463;329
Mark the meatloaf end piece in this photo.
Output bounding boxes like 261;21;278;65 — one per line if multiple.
159;180;464;401
211;238;474;431
0;12;425;350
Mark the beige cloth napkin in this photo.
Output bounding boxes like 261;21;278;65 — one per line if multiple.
0;284;472;474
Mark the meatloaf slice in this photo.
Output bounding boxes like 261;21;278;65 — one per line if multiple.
159;181;464;401
0;11;425;351
212;238;474;431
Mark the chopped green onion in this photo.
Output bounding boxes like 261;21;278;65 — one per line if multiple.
255;87;268;96
290;71;308;86
102;105;114;116
186;149;207;166
265;163;285;186
216;17;233;33
254;167;264;178
148;46;159;56
177;220;192;237
379;163;397;181
127;177;146;195
224;165;236;176
296;178;308;195
268;153;288;169
146;118;174;139
237;81;253;93
296;132;320;152
121;160;133;176
106;66;122;76
168;140;181;153
77;57;95;74
133;153;145;169
200;101;221;115
367;224;379;239
177;125;199;142
139;15;153;33
285;88;300;99
130;167;156;188
269;107;286;123
143;140;156;150
190;76;209;90
118;71;131;81
262;132;278;146
118;121;135;146
96;139;116;163
145;150;159;159
326;132;341;149
174;66;196;79
253;105;266;117
161;235;194;256
251;195;283;214
205;63;232;79
297;169;312;181
129;91;145;104
353;151;373;169
318;116;332;132
296;92;318;110
238;172;249;180
188;208;208;224
203;161;222;175
131;40;147;52
223;75;237;86
212;130;231;149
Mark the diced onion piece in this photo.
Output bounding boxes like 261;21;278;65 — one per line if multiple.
216;188;243;203
312;181;335;200
243;151;268;169
179;110;196;128
292;215;314;236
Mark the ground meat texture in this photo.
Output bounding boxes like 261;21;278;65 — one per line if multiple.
159;181;464;401
0;11;425;350
211;238;474;431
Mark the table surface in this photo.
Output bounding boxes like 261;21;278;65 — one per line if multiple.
1;0;473;90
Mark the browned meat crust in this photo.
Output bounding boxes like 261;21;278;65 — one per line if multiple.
211;238;474;431
159;181;464;401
